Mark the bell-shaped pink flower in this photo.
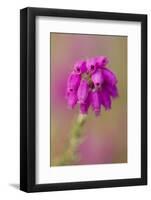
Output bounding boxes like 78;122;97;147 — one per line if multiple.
67;92;77;109
91;70;104;88
86;58;97;74
95;56;109;68
66;56;118;116
77;79;89;104
104;83;118;98
80;92;91;114
100;90;111;110
67;72;81;93
102;68;117;86
91;91;101;116
74;60;87;75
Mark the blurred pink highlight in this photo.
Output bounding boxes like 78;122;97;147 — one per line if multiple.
78;133;114;165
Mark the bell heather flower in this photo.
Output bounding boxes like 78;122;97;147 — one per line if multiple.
86;57;97;74
80;92;91;114
95;56;109;68
91;90;101;116
100;89;111;110
74;60;87;74
104;83;118;98
67;72;81;94
102;68;117;86
66;56;118;116
91;70;104;88
67;92;78;109
77;79;89;104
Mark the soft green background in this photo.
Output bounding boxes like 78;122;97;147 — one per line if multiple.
50;33;127;166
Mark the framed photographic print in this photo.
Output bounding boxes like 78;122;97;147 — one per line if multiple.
20;7;147;192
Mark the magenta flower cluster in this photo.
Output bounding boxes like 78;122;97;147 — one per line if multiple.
66;56;118;116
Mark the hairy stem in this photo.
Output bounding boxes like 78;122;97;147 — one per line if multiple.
58;114;87;166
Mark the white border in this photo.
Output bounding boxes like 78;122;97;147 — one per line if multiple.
36;17;141;184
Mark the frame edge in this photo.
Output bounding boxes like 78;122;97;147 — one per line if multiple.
20;8;28;192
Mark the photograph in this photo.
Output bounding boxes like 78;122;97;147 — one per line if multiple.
50;33;127;166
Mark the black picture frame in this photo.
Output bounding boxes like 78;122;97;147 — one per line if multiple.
20;7;147;192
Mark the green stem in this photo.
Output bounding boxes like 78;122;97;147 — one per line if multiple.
58;114;87;166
